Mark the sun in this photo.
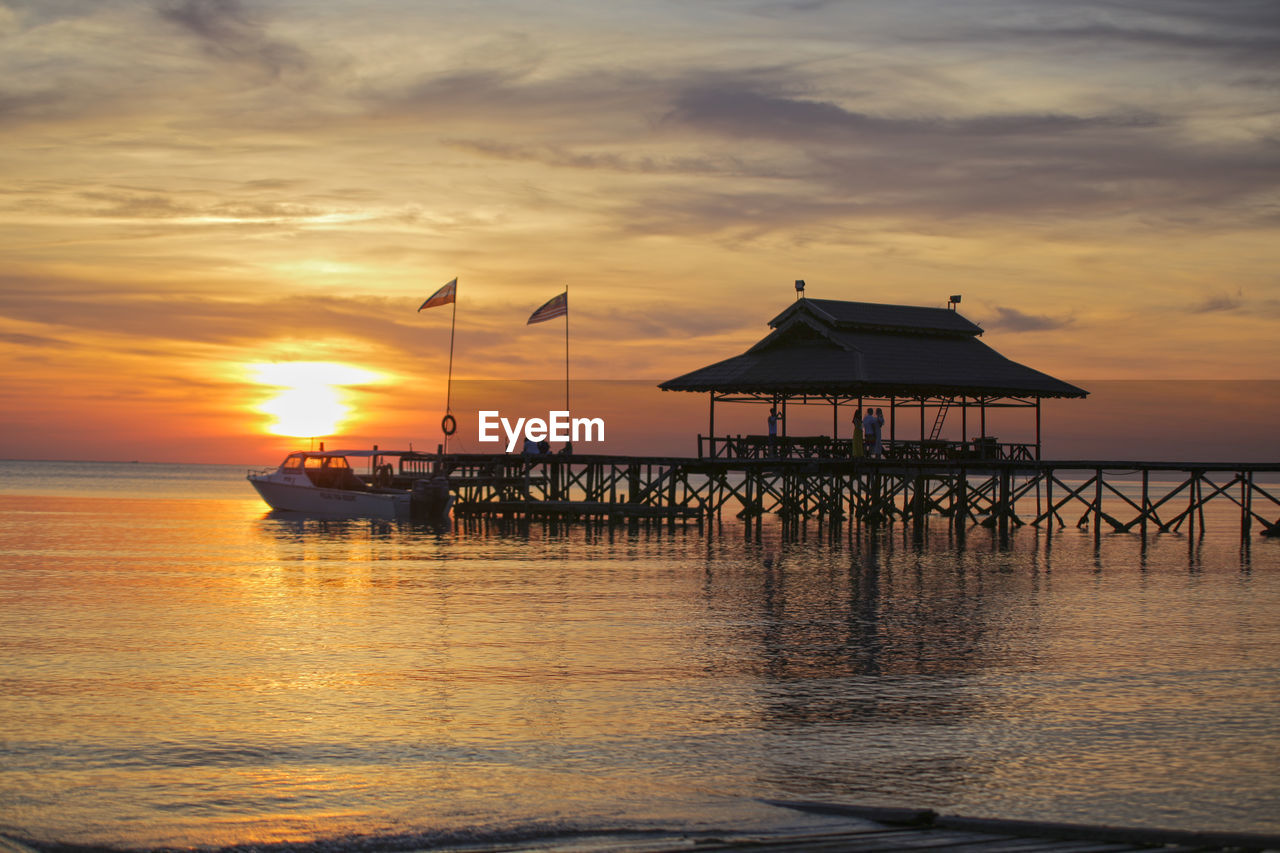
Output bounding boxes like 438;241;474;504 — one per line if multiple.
250;362;381;438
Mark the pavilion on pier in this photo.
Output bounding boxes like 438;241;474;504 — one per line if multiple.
658;296;1087;461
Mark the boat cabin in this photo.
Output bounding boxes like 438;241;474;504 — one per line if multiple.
280;453;370;490
274;449;417;489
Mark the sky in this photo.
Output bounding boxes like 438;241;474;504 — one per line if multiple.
1;0;1277;462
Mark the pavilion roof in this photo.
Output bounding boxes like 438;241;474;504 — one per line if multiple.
659;298;1087;399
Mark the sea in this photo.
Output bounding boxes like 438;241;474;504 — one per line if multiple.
1;459;1278;851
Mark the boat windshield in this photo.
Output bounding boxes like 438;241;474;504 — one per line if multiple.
303;455;350;469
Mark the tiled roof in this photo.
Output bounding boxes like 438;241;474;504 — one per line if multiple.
773;298;983;336
660;299;1086;399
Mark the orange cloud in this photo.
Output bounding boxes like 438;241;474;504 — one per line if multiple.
1;2;1276;462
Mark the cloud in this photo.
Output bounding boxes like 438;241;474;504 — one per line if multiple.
618;68;1277;234
668;84;1159;144
613;187;865;238
156;0;310;79
0;88;66;127
1191;289;1245;313
2;2;1277;382
984;306;1074;332
0;272;638;375
76;188;326;222
0;273;401;350
0;331;67;348
989;7;1280;65
444;139;734;177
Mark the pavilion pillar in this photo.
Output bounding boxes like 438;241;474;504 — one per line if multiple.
832;399;838;439
919;396;926;443
857;395;864;453
781;396;787;437
961;397;968;443
890;397;896;445
1035;398;1042;460
981;398;987;436
708;393;716;457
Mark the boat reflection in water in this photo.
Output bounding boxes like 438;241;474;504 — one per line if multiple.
247;449;452;522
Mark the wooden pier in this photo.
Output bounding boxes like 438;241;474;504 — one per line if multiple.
381;298;1280;539
397;453;1280;538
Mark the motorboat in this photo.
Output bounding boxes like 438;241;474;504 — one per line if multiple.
247;450;452;520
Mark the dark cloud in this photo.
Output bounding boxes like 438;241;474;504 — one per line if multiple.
362;59;646;131
668;85;1158;143
0;88;65;126
156;0;310;79
1191;289;1245;313
617;70;1278;234
444;139;738;177
242;178;306;192
0;331;68;348
988;0;1280;64
615;187;866;238
984;306;1074;332
361;56;1272;237
4;1;1276;261
0;274;398;350
0;270;758;377
1000;21;1280;62
78;190;191;219
0;274;579;368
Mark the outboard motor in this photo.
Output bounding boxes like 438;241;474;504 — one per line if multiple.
411;476;452;521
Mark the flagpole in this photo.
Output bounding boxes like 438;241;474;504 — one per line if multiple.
564;286;570;412
445;286;457;453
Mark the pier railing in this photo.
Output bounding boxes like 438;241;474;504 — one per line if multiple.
395;452;1280;538
698;434;1037;462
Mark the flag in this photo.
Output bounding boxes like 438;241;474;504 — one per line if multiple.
418;278;456;311
527;291;567;324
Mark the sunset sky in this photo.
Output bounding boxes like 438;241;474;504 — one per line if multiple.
2;0;1277;462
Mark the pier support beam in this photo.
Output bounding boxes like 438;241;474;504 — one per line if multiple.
413;454;1279;541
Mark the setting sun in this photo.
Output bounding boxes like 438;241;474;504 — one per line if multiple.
250;362;382;438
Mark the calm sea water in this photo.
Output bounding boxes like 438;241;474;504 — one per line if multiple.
1;460;1278;851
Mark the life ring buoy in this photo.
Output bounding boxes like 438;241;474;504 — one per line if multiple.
441;413;457;436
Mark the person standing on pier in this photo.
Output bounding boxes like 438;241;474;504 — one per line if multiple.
853;409;865;457
767;408;779;457
862;408;884;457
874;408;885;457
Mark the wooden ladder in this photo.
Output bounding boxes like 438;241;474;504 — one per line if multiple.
929;399;951;440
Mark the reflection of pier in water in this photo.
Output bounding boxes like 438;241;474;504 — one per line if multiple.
400;453;1280;540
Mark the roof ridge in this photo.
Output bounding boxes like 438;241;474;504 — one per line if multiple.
770;298;983;336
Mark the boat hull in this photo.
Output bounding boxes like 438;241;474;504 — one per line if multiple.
248;475;411;519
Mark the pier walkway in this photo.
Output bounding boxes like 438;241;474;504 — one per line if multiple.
398;453;1280;538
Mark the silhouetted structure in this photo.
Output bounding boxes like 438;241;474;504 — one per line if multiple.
659;297;1087;460
398;452;1280;541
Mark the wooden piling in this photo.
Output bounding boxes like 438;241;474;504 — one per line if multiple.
409;453;1280;539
